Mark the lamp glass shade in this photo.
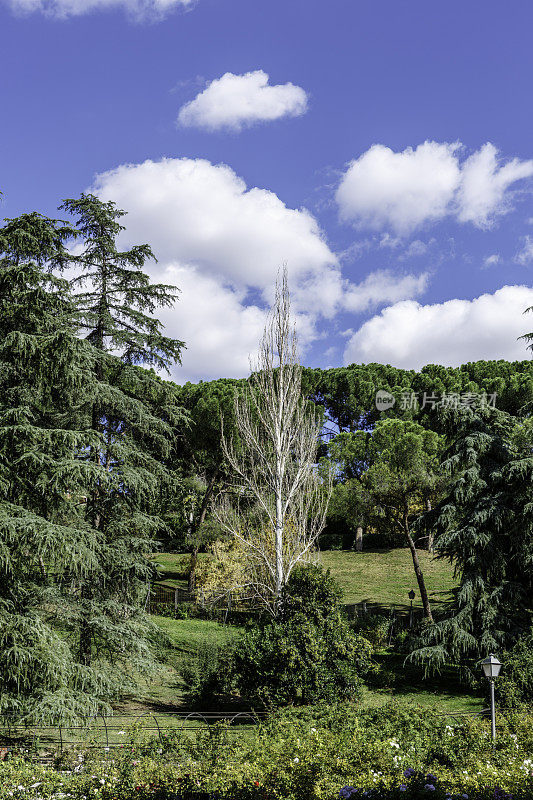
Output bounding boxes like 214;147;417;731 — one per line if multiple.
408;590;416;600
482;654;502;679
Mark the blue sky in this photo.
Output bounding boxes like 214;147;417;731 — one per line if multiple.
1;0;533;382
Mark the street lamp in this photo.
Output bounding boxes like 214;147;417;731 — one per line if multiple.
408;589;415;628
481;654;502;741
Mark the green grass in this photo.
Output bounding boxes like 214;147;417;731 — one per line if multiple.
318;548;456;610
140;548;476;716
151;547;457;611
152;615;241;655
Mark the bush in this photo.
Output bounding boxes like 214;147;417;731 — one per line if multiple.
231;565;374;707
278;563;344;623
1;703;532;800
498;628;533;708
187;564;374;708
232;615;371;707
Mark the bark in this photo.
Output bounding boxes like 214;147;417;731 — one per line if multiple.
355;526;363;551
425;498;435;552
404;508;433;622
217;269;331;613
187;467;220;594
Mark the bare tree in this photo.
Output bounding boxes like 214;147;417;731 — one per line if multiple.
216;270;331;613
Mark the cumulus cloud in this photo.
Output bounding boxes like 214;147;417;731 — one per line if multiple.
342;270;429;313
91;157;336;295
90;156;340;381
515;235;533;265
344;285;533;369
8;0;191;18
177;71;308;132
457;143;533;227
336;142;462;235
157;265;268;383
336;141;533;235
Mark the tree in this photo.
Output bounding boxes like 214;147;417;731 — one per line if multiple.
0;213;108;721
217;271;331;613
328;419;444;620
60;193;186;668
171;378;242;592
410;407;533;674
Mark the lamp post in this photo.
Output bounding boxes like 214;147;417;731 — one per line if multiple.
481;654;502;741
408;589;415;628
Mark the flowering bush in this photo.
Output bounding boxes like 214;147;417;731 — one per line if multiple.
0;703;531;800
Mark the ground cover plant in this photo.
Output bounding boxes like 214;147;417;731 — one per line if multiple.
0;703;531;800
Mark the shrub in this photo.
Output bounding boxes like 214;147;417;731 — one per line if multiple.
278;563;344;623
1;703;533;800
231;615;371;707
498;628;533;708
231;565;373;707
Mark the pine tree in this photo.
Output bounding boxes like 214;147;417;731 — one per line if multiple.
60;194;185;668
0;213;106;722
410;406;533;674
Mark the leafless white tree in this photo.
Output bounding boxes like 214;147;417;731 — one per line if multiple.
216;269;331;613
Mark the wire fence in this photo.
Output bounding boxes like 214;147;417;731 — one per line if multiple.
0;710;270;761
0;706;496;763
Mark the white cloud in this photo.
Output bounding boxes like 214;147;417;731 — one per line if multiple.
400;239;433;259
90;156;339;380
515;235;533;265
336;142;462;235
336;141;533;235
344;285;533;369
457;143;533;227
158;265;267;383
483;254;501;268
8;0;191;17
91;157;336;296
342;270;429;313
177;71;308;132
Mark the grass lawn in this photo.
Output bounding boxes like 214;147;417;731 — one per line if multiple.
151;547;458;612
140;548;476;717
319;549;456;611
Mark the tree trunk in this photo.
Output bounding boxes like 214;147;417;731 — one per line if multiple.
425;498;435;552
187;467;220;594
79;584;93;665
355;526;363;551
404;510;433;622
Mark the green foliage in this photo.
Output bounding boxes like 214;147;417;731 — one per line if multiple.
1;704;533;800
210;566;375;708
231;616;370;707
411;407;533;672
498;628;533;708
0;201;186;723
278;563;343;623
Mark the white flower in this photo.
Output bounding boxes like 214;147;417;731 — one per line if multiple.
293;757;299;763
117;731;126;736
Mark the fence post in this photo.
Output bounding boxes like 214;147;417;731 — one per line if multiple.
174;587;178;615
